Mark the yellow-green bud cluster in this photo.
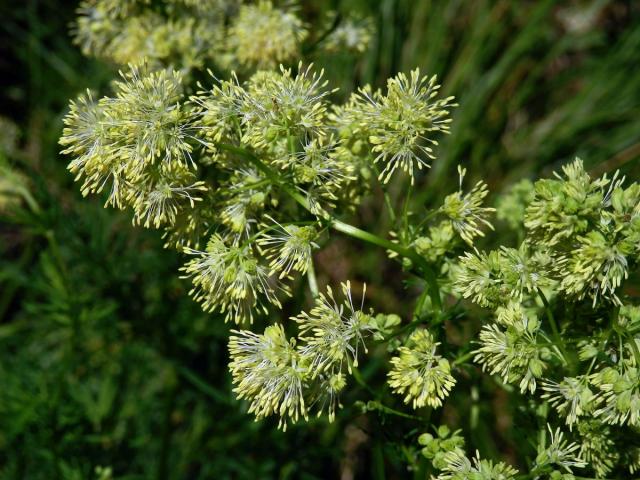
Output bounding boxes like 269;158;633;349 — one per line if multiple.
387;329;456;409
74;0;228;71
228;1;307;70
181;234;284;324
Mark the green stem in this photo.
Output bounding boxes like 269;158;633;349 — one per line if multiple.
307;257;319;298
402;183;413;234
352;368;377;399
537;288;568;365
628;334;640;368
175;364;231;405
330;219;441;312
373;402;423;421
371;162;397;224
218;143;443;312
452;350;475;366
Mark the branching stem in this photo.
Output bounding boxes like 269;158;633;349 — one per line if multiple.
218;142;442;312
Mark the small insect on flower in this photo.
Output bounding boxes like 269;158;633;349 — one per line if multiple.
293;281;373;375
387;329;456;409
240;64;333;151
258;216;319;279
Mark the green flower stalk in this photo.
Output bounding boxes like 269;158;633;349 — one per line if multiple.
387;329;456;409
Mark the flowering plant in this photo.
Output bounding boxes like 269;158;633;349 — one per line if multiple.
59;1;640;477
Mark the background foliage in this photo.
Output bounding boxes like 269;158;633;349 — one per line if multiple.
1;0;639;478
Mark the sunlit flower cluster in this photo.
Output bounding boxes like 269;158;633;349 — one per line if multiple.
336;69;456;185
229;282;374;428
60;68;206;225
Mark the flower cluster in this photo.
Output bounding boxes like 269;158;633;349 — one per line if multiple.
474;303;552;394
321;16;374;55
455;244;554;308
73;0;373;76
387;329;456;408
435;451;518;480
406;165;495;269
441;166;495;245
74;0;228;71
452;159;640;476
228;1;307;69
228;282;373;428
60;68;207;227
533;426;587;477
60;11;640;472
334;69;456;185
180;234;283;324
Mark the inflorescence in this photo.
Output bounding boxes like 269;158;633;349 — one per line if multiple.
60;14;640;472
